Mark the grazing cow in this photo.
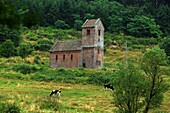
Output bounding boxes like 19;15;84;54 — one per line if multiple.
50;90;61;96
104;84;114;90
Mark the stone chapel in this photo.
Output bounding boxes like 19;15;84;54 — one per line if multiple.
49;18;104;68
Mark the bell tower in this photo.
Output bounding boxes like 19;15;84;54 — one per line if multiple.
81;18;104;68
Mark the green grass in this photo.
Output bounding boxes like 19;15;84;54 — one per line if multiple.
0;77;116;112
0;27;170;112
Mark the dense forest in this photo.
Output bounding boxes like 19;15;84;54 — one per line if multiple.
0;0;170;60
0;0;170;36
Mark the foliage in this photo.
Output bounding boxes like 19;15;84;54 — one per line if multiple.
34;39;53;51
0;40;16;57
34;55;41;64
74;20;83;31
13;64;43;74
0;0;21;29
127;15;162;38
87;71;114;85
1;0;170;37
155;5;170;36
160;37;170;63
17;43;33;60
0;25;21;47
140;46;168;113
0;102;20;113
160;37;170;56
112;60;147;113
54;20;70;29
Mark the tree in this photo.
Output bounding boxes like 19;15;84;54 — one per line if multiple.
0;0;21;29
155;5;170;36
112;60;147;113
74;20;83;31
127;15;162;38
54;20;70;29
17;43;33;60
0;40;16;57
160;37;170;56
0;25;21;47
140;46;168;113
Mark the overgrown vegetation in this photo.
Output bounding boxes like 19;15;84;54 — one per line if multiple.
0;0;170;112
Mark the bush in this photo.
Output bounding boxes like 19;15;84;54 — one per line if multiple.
87;71;113;85
131;45;146;50
0;102;20;113
34;39;53;51
136;38;158;45
54;20;70;29
34;55;41;64
13;64;43;74
0;40;17;57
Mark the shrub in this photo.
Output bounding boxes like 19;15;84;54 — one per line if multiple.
13;64;43;74
0;40;17;57
136;38;158;45
34;55;41;64
54;20;70;29
0;102;20;113
131;45;145;50
34;39;53;51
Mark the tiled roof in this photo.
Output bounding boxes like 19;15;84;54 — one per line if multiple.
82;19;100;28
50;40;82;52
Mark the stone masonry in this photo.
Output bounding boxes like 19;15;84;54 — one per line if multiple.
49;18;104;68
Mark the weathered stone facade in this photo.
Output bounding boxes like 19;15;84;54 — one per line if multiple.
49;18;104;68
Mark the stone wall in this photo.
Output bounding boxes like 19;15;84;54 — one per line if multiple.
50;50;81;68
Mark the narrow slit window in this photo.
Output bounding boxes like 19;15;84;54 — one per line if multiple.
63;55;65;61
98;49;100;54
98;30;101;36
56;55;58;61
87;29;90;36
71;54;73;60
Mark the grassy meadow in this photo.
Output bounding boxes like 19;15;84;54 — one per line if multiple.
0;27;170;112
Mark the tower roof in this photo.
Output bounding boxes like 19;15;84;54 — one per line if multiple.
82;18;101;28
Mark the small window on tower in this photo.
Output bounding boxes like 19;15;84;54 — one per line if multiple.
87;29;90;36
98;49;100;54
98;30;101;36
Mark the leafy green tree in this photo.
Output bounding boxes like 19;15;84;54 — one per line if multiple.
34;39;53;51
0;24;21;47
160;37;170;56
0;40;16;57
159;37;170;63
54;20;70;29
74;20;83;31
140;46;168;113
155;5;170;36
127;15;162;38
112;60;147;113
84;13;94;20
58;0;75;27
17;43;33;60
0;0;21;29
